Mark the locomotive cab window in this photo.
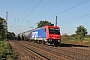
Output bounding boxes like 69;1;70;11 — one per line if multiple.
49;28;60;34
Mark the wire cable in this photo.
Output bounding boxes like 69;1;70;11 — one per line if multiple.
21;0;42;22
46;0;89;20
59;14;90;24
20;0;34;17
30;0;67;21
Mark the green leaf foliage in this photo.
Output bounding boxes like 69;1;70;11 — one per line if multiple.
0;17;15;40
0;17;6;40
75;25;88;40
7;32;15;40
0;40;18;60
37;20;54;28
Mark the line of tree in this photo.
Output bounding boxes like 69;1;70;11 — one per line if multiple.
0;17;15;40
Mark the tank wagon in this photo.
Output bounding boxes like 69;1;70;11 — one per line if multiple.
17;25;61;45
19;33;23;40
23;30;32;41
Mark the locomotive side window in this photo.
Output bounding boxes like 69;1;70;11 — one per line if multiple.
49;28;60;34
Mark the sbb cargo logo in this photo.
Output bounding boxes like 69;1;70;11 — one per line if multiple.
32;31;38;38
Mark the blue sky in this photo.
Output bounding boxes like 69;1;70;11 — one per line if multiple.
0;0;90;35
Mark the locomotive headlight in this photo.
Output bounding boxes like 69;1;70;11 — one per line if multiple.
58;40;60;42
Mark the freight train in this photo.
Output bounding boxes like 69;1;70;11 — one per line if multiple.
16;25;61;45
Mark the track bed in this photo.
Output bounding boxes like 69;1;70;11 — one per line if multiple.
9;40;90;60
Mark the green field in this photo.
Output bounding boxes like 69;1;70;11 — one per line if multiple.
61;37;90;46
0;40;18;60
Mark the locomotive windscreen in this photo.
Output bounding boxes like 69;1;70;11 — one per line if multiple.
49;28;60;34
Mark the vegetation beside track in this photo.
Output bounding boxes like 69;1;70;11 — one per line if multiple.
61;37;90;46
0;40;18;60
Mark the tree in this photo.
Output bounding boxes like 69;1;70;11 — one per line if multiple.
0;17;6;40
0;17;4;30
7;32;15;40
75;25;88;42
37;20;54;28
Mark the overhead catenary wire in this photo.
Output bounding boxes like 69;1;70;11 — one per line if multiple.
13;0;42;29
28;0;89;24
12;0;34;20
17;0;89;28
7;0;34;30
59;14;90;24
18;0;89;24
58;5;90;20
46;0;90;20
8;0;90;34
58;13;90;34
21;0;42;22
29;0;67;21
20;0;34;17
31;0;54;15
27;0;54;23
15;0;67;25
40;0;67;15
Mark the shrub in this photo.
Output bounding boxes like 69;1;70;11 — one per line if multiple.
0;40;18;60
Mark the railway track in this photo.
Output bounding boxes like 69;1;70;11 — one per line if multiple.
55;47;90;60
21;41;90;60
9;41;48;60
9;40;90;60
58;47;90;56
9;41;67;60
18;41;76;60
16;41;68;60
73;47;90;51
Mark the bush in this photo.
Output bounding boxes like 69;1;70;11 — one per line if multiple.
0;40;18;60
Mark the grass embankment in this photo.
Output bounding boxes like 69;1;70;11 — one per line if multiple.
0;40;18;60
61;37;90;46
